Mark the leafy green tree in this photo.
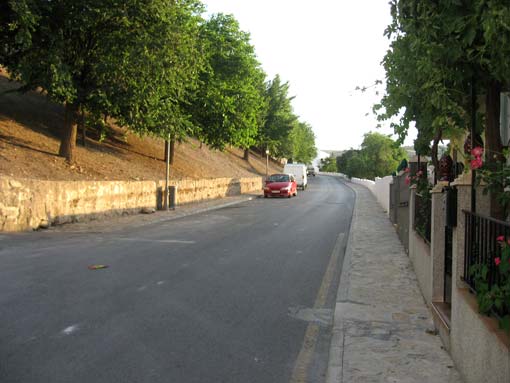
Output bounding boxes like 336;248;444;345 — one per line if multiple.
286;121;317;164
336;132;406;180
361;132;406;179
337;149;360;177
259;75;298;157
379;1;510;217
319;156;338;173
188;13;267;158
0;0;204;163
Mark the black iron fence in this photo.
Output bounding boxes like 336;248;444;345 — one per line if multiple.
414;192;431;243
464;210;510;318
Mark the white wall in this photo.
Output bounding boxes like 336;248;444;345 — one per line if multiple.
351;175;393;214
373;176;393;214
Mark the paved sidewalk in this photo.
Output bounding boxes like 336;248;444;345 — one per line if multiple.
327;182;463;383
40;194;260;234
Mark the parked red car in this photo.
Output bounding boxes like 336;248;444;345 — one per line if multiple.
263;173;297;198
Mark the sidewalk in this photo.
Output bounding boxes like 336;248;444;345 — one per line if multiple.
327;182;463;383
39;194;259;234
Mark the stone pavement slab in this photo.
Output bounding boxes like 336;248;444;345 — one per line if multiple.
327;182;463;383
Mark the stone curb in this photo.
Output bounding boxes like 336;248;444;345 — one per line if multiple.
326;179;357;383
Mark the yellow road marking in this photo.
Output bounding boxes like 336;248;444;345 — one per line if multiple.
290;233;345;383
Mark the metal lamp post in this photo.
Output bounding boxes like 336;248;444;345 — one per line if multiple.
265;149;269;179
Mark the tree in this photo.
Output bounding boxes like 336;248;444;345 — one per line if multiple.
336;132;406;180
361;132;407;179
286;121;317;164
379;1;510;218
188;13;267;157
259;75;298;158
0;0;204;163
319;156;338;173
337;149;360;177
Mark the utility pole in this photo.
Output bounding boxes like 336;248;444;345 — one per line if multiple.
164;135;170;211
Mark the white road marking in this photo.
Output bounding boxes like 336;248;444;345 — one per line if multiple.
157;281;165;285
117;238;195;244
61;324;79;335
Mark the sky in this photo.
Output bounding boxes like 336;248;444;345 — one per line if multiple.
201;0;417;152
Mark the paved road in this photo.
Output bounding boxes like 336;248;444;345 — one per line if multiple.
0;175;354;383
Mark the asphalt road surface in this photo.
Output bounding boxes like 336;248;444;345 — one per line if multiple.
0;175;355;383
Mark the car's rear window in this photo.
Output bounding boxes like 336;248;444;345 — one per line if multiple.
268;174;290;182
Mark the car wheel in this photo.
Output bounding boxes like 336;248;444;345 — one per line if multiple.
264;194;268;198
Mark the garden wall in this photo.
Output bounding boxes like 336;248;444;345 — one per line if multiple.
0;176;262;232
350;176;392;215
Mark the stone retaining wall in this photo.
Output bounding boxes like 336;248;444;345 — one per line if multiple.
0;176;262;232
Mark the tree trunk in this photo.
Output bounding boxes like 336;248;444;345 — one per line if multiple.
431;127;443;185
79;108;86;147
485;80;505;219
59;103;78;163
169;135;175;165
243;148;249;161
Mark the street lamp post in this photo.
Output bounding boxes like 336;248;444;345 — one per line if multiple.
265;149;269;180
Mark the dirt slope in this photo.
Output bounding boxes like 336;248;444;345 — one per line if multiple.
0;69;282;181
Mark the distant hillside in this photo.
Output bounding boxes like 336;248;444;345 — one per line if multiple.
0;69;282;181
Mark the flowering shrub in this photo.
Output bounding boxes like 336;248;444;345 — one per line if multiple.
405;168;428;193
405;167;432;241
470;146;510;214
470;235;510;332
469;146;484;169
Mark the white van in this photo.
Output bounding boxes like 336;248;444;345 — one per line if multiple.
283;163;307;190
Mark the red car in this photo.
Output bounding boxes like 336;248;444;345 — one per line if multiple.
263;173;298;198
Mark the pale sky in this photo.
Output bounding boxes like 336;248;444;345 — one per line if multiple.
202;0;417;152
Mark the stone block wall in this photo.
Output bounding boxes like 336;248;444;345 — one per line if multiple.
0;176;262;232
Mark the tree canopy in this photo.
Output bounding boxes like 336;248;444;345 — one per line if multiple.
0;1;317;166
378;1;510;161
259;75;298;157
188;13;267;152
285;121;317;164
336;132;406;180
0;0;205;162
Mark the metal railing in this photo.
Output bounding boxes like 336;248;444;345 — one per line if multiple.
463;210;510;294
414;192;431;243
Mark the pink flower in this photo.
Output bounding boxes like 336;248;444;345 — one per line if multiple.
497;235;505;242
495;257;501;266
471;157;483;170
405;176;411;185
471;146;484;158
416;170;424;177
404;167;410;173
